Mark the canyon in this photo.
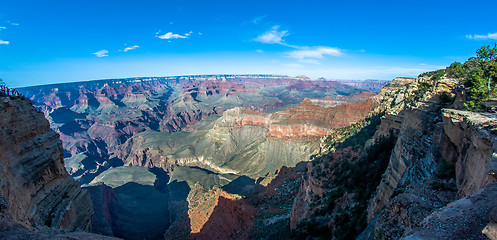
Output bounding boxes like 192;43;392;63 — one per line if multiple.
15;75;381;239
2;71;496;240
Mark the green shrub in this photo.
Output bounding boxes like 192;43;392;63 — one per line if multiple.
462;45;497;111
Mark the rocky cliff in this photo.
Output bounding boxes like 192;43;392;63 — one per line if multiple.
362;76;497;239
288;73;497;239
441;109;497;197
366;76;459;222
0;95;111;238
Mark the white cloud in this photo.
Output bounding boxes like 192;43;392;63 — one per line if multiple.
254;25;289;45
256;49;264;53
11;23;19;26
92;50;108;57
466;32;497;40
124;45;139;52
0;27;5;29
254;25;343;64
157;32;189;39
0;40;9;45
287;46;343;64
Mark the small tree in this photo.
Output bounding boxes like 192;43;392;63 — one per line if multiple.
468;45;497;92
446;62;465;79
463;45;497;110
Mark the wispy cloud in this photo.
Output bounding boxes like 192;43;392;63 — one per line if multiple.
0;27;5;30
0;40;9;45
124;45;139;52
287;46;343;64
256;49;264;53
156;31;191;40
252;15;267;24
254;25;343;64
466;32;497;40
254;25;289;45
92;50;108;57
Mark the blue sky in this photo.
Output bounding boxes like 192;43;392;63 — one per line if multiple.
0;0;496;87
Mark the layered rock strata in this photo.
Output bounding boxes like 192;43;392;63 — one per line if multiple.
0;95;93;231
441;109;497;197
367;77;460;221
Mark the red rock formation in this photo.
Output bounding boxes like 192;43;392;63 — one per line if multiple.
220;98;377;140
187;185;256;240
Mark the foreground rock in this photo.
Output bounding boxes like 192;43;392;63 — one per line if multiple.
288;75;497;239
0;95;92;230
403;182;497;240
0;219;117;240
0;95;114;238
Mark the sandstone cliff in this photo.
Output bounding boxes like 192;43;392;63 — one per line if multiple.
288;74;497;239
361;76;497;239
366;76;458;219
441;109;497;197
0;95;106;238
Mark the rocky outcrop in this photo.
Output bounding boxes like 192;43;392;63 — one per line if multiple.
0;219;117;240
355;74;497;239
402;182;497;240
0;95;93;231
442;109;497;197
287;74;497;239
366;108;442;221
367;77;459;221
288;78;418;232
365;108;497;238
188;184;256;239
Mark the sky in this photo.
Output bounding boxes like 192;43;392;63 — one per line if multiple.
0;0;496;87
